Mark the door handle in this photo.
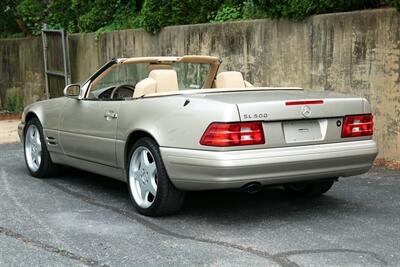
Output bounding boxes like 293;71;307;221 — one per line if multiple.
104;111;118;119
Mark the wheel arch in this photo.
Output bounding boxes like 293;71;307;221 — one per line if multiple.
124;130;159;169
25;112;39;123
24;112;41;133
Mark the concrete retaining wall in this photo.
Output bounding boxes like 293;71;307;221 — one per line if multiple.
0;37;44;111
1;8;399;162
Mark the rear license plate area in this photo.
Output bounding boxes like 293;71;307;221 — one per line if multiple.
283;120;322;143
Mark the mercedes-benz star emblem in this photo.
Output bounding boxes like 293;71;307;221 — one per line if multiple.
301;105;311;118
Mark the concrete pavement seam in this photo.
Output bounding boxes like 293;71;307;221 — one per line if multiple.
0;226;109;267
274;249;387;266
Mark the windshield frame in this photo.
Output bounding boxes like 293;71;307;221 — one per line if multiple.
83;56;221;99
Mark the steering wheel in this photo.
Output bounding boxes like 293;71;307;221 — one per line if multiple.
110;84;135;99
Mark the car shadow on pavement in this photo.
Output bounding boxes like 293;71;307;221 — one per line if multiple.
48;166;362;224
179;188;352;223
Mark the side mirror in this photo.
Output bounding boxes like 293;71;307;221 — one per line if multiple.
63;84;81;98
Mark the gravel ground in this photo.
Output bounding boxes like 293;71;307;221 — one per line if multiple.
0;120;19;144
0;143;399;267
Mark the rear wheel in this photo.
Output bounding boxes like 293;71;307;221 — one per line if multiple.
127;137;185;216
284;179;335;197
24;118;57;177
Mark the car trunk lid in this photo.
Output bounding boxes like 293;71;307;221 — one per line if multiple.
199;89;365;121
196;89;369;148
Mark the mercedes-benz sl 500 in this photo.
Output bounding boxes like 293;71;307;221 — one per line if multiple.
19;56;378;216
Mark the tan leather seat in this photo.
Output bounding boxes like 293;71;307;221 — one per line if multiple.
215;71;246;88
133;69;179;97
133;78;157;97
244;80;254;87
149;69;179;93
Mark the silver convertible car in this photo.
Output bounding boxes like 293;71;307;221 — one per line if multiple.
19;55;378;216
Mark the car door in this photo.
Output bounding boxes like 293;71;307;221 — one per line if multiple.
59;98;121;166
58;61;148;167
58;60;123;167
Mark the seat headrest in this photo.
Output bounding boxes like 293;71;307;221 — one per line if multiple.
133;78;156;97
149;69;179;93
215;71;245;88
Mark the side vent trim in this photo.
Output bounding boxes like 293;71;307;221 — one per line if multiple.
46;136;58;146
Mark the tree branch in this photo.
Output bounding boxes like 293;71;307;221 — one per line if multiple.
15;17;32;37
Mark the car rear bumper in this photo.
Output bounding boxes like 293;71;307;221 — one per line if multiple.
160;140;378;190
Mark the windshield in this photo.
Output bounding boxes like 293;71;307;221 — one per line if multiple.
88;61;212;98
90;63;148;95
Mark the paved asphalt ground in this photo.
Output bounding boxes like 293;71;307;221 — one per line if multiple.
1;143;399;267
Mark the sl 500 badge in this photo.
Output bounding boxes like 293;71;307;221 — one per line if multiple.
243;113;268;120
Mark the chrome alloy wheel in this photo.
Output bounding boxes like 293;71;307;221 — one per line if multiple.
25;124;42;172
129;146;158;208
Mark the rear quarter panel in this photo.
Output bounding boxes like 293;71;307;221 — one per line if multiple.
115;95;240;168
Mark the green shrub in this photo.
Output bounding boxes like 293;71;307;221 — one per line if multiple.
252;0;387;20
15;0;45;35
78;0;139;34
0;0;20;38
140;0;226;33
209;6;242;23
1;0;399;37
388;0;400;9
46;0;77;31
243;0;265;19
138;0;165;33
95;17;141;40
78;0;118;32
5;95;24;113
94;0;140;39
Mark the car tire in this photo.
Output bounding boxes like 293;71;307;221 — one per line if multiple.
24;117;57;178
284;179;335;197
127;137;185;216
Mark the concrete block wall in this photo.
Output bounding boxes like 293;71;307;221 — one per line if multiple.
1;8;399;163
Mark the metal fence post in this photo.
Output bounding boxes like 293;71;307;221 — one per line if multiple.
41;24;50;99
41;25;69;98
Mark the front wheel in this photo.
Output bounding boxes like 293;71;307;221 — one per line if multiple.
127;137;185;216
24;118;57;177
284;179;336;197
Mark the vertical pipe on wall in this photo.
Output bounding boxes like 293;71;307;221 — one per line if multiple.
41;24;50;99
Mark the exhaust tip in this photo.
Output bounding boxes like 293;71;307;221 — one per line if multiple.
241;182;262;194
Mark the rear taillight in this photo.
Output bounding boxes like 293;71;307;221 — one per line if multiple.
341;114;373;138
200;122;265;146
